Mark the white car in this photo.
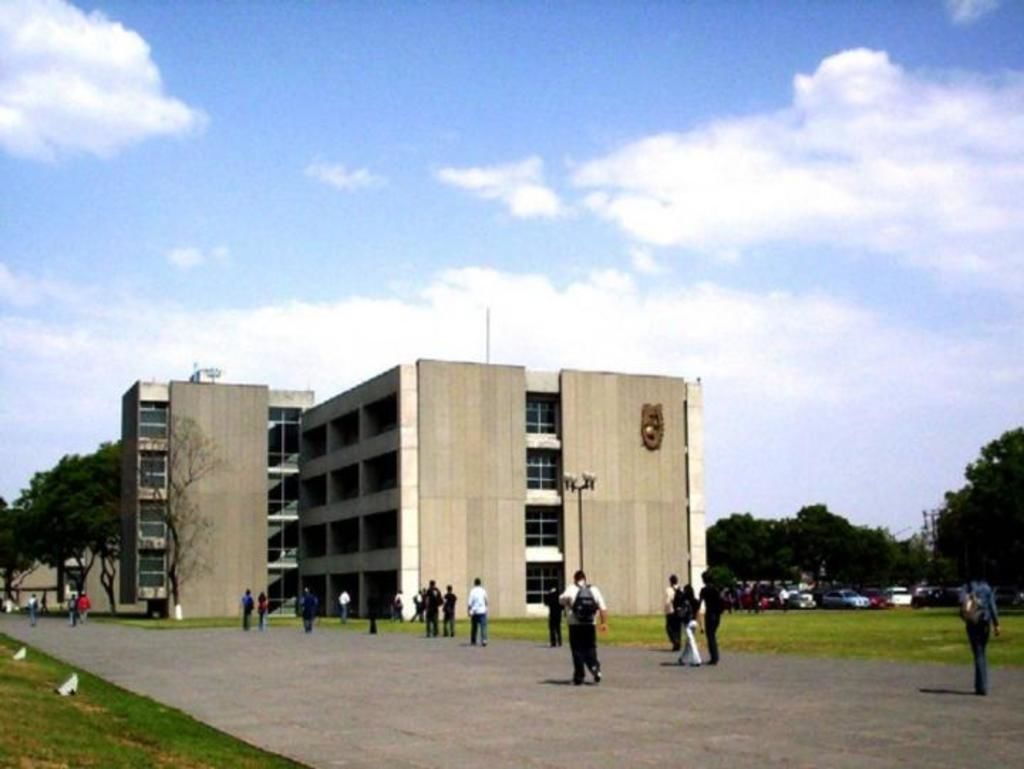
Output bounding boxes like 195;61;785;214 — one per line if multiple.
785;591;817;609
884;586;912;607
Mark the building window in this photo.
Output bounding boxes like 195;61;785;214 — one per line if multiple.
139;402;168;439
140;452;166;489
526;397;557;434
268;407;302;467
268;473;300;516
139;501;166;539
527;450;559;490
268;520;299;564
526;563;563;605
528;397;561;434
525;507;561;548
138;553;165;587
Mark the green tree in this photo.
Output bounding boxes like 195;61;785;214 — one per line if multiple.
889;533;931;585
937;427;1024;583
789;504;855;582
707;513;793;581
0;497;37;602
841;526;897;586
15;443;121;606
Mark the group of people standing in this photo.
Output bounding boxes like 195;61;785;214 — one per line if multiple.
239;588;270;631
663;571;723;667
66;591;91;627
393;579;487;642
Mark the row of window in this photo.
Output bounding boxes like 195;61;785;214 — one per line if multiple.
139;401;168;439
145;449;558;495
139;402;302;460
268;408;302;466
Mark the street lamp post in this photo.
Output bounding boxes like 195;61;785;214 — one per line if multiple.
564;472;597;571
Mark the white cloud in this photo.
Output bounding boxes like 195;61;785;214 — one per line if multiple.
629;246;668;276
166;246;229;270
437;156;565;218
3;263;1021;529
574;48;1024;291
305;161;386;191
0;0;205;161
947;0;1000;25
0;261;83;307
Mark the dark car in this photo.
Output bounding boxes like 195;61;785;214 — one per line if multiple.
994;586;1024;607
911;585;960;609
911;586;943;608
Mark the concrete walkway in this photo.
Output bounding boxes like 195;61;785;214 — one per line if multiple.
3;614;1022;769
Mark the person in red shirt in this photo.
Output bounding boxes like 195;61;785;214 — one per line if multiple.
78;592;92;623
257;592;269;631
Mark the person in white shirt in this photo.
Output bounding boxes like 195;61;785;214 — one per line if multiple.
560;570;608;685
338;590;351;623
664;574;682;651
467;578;489;646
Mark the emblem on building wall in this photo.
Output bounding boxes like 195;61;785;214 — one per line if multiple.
641;403;664;451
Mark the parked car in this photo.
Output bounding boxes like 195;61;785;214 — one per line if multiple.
786;590;817;610
822;589;870;609
883;586;912;607
861;588;891;609
994;586;1024;607
911;585;960;608
739;585;776;611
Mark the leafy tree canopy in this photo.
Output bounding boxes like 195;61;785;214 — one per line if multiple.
937;427;1024;583
14;442;120;593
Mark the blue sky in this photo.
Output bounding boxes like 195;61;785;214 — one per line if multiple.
1;0;1022;536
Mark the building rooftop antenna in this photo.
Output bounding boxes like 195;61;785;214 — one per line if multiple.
189;365;223;384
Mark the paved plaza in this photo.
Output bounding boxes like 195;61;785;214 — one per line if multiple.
3;614;1022;768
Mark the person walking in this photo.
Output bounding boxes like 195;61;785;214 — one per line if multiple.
411;589;425;623
545;586;563;647
338;589;351;623
241;589;255;631
257;591;269;631
467;578;489;646
442;585;457;637
78;592;91;623
961;575;1000;696
560;570;608;685
27;594;38;627
664;574;682;652
677;583;702;667
698;571;724;665
300;588;319;633
67;593;79;627
424;580;443;638
392;591;404;621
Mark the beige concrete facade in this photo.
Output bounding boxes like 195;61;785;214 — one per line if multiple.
300;360;704;618
120;379;313;618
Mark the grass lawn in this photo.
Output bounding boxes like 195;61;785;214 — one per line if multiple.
109;607;1023;667
0;633;304;769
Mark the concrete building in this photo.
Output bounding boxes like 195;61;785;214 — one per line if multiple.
120;374;314;618
299;360;704;618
